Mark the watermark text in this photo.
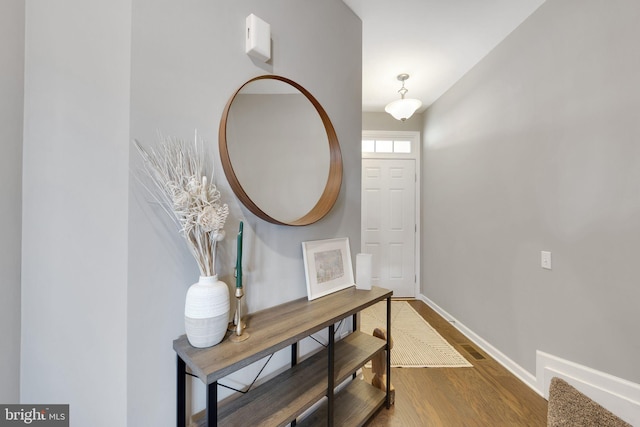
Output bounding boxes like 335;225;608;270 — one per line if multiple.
1;405;68;426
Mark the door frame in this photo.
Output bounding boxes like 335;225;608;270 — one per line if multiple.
361;130;421;298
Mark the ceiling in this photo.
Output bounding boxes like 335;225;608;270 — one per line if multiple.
343;0;546;113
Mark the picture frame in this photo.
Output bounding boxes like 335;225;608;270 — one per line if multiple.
302;237;355;300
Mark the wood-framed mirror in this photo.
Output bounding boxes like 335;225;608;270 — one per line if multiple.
219;75;342;226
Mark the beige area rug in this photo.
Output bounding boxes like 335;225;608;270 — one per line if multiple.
360;301;472;368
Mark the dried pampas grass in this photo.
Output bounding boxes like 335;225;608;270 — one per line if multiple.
134;132;229;277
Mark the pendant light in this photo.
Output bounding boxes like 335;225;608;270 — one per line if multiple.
384;74;422;121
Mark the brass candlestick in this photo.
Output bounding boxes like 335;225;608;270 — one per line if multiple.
229;287;249;342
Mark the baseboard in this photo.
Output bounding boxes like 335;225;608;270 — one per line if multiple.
417;293;640;425
418;294;540;395
537;351;640;426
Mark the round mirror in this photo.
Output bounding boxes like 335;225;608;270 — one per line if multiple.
219;75;342;226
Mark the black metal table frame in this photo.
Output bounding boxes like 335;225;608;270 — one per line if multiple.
176;296;391;426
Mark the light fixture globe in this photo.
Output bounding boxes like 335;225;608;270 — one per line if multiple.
385;73;422;121
385;98;422;121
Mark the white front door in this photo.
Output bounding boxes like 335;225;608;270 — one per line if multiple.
361;158;416;297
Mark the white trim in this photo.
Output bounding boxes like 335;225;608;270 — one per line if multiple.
418;293;540;395
361;130;421;299
537;351;640;426
418;293;640;425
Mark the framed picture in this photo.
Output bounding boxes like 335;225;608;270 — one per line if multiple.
302;237;355;300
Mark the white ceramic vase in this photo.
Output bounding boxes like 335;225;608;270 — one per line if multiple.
185;275;230;348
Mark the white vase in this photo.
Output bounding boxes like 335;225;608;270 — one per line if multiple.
185;275;230;348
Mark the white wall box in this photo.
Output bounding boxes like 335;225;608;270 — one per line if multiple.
245;14;270;62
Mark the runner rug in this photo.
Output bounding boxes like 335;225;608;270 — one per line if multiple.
360;301;472;368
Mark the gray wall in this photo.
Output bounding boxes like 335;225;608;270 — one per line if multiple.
128;1;361;425
363;111;424;132
423;0;640;383
18;1;359;425
21;1;131;425
18;2;358;425
0;0;24;404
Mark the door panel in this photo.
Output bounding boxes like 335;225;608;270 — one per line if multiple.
362;158;416;297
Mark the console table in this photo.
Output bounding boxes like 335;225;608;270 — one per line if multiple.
173;285;392;426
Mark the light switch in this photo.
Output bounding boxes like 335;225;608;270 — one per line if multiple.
541;251;552;270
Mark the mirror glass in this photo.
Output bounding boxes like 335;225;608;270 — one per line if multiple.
219;76;342;226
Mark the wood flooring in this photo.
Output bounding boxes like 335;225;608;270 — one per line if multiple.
363;300;548;427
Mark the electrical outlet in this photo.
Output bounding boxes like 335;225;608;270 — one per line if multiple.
541;251;552;270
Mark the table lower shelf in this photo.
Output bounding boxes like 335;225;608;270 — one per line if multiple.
296;378;386;427
213;331;385;427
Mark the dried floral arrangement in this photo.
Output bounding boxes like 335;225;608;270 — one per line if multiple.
134;133;229;277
